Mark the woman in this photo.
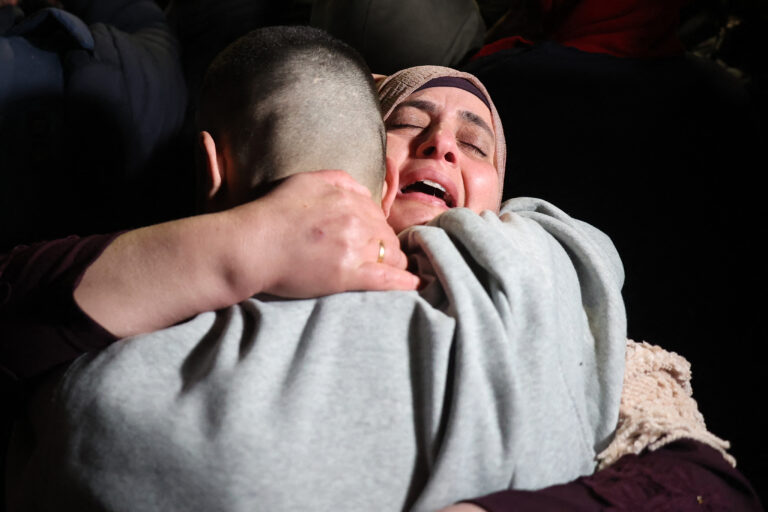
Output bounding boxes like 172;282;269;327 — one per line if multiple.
377;66;755;511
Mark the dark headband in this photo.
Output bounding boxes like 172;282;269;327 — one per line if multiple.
413;76;491;111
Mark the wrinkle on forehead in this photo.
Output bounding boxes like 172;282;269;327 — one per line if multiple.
394;96;494;137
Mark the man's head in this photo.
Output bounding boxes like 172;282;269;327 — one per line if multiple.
197;26;386;210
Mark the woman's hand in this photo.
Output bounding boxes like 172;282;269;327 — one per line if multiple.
230;169;419;298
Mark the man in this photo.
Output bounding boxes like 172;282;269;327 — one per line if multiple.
5;26;627;511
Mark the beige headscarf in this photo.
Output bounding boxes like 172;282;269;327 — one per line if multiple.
377;65;506;205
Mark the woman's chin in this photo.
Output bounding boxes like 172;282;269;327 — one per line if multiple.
387;201;447;233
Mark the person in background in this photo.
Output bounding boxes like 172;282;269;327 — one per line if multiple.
310;0;485;74
0;0;188;250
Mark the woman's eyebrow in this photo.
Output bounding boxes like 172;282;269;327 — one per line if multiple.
394;99;437;114
459;110;494;139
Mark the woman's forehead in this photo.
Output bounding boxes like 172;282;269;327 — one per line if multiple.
401;87;494;127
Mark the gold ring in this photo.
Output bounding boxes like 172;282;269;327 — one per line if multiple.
377;240;385;263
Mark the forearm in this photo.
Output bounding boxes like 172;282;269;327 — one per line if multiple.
74;208;264;339
0;215;254;379
74;169;419;339
24;170;415;347
1;204;276;378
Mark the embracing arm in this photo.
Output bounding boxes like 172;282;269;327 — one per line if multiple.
76;170;417;338
1;171;416;380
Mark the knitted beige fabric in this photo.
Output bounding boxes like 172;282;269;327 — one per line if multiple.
377;65;507;206
597;339;735;469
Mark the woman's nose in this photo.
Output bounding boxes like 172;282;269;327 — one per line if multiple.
417;127;457;164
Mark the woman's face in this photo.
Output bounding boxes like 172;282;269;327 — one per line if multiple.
384;86;500;234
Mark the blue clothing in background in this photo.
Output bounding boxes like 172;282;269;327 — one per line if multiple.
0;1;187;249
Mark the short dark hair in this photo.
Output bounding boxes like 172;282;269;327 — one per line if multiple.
198;26;386;198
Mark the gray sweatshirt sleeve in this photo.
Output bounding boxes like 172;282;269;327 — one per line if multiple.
399;198;626;510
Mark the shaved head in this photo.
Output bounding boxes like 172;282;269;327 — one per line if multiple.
198;26;385;202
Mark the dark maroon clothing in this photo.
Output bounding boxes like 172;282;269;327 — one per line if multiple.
0;237;763;511
468;439;765;512
0;234;119;382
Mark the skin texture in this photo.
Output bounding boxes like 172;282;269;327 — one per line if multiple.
383;87;500;234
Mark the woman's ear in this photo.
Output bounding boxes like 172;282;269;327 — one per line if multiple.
381;157;398;217
199;131;223;199
372;73;388;87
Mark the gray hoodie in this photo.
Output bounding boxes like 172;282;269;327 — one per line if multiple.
11;198;626;512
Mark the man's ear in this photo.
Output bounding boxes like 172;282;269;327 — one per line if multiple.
199;131;224;199
381;157;398;217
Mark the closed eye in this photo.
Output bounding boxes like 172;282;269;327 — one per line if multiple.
460;141;487;157
457;125;492;160
386;104;431;132
387;123;425;130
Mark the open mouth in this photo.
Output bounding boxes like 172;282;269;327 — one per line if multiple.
400;179;455;208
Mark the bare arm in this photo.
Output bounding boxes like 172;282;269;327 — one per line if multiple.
74;170;418;338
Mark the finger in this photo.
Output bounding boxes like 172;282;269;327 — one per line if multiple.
353;263;420;291
369;233;408;270
311;169;372;197
381;240;408;270
375;239;386;264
